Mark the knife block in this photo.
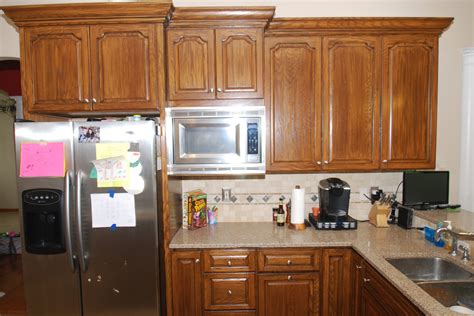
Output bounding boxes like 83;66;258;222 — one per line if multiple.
368;201;391;228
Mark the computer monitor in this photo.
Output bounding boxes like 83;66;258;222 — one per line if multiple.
402;171;449;209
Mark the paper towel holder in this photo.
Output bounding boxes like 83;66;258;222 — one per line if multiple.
289;185;306;230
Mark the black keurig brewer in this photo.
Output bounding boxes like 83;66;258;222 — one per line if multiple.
309;178;357;230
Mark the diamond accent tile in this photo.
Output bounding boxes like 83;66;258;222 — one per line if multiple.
246;195;253;203
311;194;318;202
230;195;237;203
280;195;286;201
262;195;270;202
214;196;221;203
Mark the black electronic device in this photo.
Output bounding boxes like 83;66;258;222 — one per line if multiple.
22;188;65;254
402;171;449;210
318;178;351;218
308;213;357;230
247;122;259;155
397;205;414;229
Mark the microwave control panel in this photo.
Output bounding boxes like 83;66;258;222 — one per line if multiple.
247;122;259;155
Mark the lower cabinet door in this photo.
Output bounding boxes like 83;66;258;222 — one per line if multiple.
258;273;319;316
204;311;256;316
204;273;256;310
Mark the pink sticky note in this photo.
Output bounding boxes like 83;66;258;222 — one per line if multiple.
20;142;65;177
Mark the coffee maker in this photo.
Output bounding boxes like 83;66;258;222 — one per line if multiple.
309;178;357;230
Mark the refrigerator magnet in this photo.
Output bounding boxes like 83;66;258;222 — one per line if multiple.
78;126;100;143
124;176;145;195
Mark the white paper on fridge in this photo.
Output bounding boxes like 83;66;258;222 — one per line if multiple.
90;193;136;228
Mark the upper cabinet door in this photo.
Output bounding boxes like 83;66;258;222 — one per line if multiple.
216;28;263;99
322;36;381;170
23;26;91;113
381;35;437;169
167;29;215;100
265;36;322;172
90;24;158;111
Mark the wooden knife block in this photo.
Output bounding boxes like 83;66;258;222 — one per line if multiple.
369;202;391;228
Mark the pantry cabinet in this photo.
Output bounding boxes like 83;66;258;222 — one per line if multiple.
265;18;452;172
166;8;273;105
3;3;170;118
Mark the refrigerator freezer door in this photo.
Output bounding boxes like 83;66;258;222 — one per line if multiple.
73;121;159;315
15;122;82;316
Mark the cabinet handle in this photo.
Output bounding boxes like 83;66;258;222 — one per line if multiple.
227;290;232;295
84;98;89;103
210;88;214;93
287;260;292;265
382;160;388;163
227;260;232;266
324;161;328;164
317;161;321;165
364;278;371;282
356;265;362;269
92;98;97;103
217;88;223;92
288;275;292;280
195;258;200;264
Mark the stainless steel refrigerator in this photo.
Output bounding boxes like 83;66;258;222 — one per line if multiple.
14;120;161;316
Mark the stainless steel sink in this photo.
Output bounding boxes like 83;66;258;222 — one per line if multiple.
417;281;474;310
386;257;473;281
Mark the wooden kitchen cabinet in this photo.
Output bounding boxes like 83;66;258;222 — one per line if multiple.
351;251;364;316
4;3;169;118
322;36;381;170
265;36;322;172
22;26;91;113
204;273;256;310
321;248;352;316
171;251;203;316
258;273;320;316
167;28;263;101
381;35;438;169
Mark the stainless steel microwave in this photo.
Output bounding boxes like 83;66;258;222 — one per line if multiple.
165;106;265;175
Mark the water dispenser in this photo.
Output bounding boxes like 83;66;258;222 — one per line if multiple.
22;189;65;254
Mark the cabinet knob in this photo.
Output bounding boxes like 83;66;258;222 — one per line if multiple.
356;265;362;269
195;258;200;264
92;98;97;103
227;260;232;266
227;290;232;295
363;278;371;282
317;161;321;165
287;260;292;265
287;275;292;280
210;88;214;93
217;88;223;92
382;160;388;163
324;161;328;164
84;98;89;103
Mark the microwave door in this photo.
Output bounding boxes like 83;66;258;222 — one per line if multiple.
173;118;246;164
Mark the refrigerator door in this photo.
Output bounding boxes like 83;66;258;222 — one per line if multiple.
73;121;159;316
15;122;82;316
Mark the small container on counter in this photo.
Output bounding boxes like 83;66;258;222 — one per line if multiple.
272;208;279;222
277;198;285;227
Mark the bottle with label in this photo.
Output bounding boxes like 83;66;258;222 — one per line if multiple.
443;220;453;251
277;198;285;227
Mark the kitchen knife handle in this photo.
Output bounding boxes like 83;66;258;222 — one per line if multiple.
76;170;88;273
64;170;76;273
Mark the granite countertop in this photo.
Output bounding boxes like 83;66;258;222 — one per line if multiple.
170;222;474;316
414;209;474;233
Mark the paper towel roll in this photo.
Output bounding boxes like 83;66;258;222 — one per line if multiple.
291;186;305;224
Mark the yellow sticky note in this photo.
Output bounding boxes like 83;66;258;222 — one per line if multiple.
96;143;130;160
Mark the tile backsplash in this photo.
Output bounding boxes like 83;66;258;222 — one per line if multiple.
182;173;403;222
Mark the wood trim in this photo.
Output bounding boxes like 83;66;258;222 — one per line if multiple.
267;17;453;35
0;209;19;213
1;3;173;25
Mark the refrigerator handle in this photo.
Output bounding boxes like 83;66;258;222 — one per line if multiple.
76;170;88;273
64;170;76;273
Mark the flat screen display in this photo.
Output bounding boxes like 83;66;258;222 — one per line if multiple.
402;171;449;207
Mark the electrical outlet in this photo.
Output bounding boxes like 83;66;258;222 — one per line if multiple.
222;188;231;201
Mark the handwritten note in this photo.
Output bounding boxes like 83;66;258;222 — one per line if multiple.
90;193;136;228
20;142;65;177
92;156;130;188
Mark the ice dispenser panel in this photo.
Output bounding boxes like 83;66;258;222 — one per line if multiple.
22;189;65;254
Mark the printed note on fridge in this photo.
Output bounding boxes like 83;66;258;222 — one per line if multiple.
90;193;136;228
20;142;65;177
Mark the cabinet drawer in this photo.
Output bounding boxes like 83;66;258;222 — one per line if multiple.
204;249;256;273
204;273;256;310
258;248;321;272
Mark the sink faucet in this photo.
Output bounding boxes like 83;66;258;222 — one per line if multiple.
435;226;474;257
